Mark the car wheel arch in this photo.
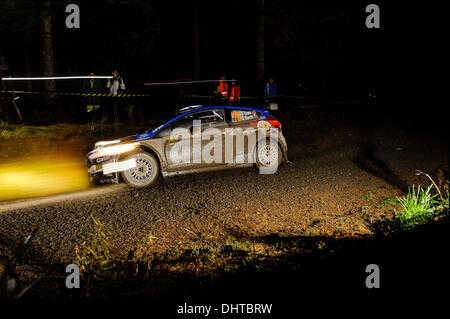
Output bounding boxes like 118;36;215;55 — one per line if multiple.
252;137;285;163
118;144;164;176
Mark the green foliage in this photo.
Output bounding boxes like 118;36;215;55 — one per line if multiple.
363;191;376;202
376;197;398;209
75;215;114;285
0;121;11;129
392;185;443;230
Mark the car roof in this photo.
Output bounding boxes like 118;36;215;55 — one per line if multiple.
175;105;268;114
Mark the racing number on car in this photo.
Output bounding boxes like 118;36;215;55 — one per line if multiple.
231;111;242;123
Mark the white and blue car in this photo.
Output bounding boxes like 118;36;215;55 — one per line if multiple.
86;105;288;187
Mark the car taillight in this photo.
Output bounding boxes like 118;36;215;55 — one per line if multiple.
250;116;282;129
266;116;281;128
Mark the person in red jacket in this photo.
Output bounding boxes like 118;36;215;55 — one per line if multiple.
229;80;240;105
214;76;228;100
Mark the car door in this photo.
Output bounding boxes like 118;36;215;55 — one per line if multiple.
163;109;228;172
227;108;263;165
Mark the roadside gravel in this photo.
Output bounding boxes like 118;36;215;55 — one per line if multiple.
0;105;448;265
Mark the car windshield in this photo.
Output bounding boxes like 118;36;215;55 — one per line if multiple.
143;112;178;133
143;107;226;134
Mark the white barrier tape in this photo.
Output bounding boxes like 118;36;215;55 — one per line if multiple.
1;76;113;81
144;79;237;86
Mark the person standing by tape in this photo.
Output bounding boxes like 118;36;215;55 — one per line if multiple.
229;80;240;105
214;76;228;101
82;72;103;123
106;70;126;123
264;78;277;97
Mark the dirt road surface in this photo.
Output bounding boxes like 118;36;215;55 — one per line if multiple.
0;104;448;267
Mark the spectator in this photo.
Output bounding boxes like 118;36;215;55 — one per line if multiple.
214;76;228;100
106;70;126;123
229;80;240;105
82;72;103;122
264;78;277;97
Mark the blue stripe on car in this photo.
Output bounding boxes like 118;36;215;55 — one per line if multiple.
135;106;270;140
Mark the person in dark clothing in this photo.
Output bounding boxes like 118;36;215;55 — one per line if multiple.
82;72;103;122
264;78;277;97
229;80;241;105
106;70;126;123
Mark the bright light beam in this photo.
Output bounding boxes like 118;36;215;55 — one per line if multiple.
1;76;113;81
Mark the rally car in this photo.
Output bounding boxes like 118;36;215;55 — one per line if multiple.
86;104;288;188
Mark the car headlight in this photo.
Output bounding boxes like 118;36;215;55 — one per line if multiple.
90;143;139;159
94;140;121;149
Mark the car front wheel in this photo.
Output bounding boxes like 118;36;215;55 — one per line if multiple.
121;151;159;188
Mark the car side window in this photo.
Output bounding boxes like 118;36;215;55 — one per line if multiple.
192;109;225;126
157;109;225;138
154;115;192;139
230;109;261;124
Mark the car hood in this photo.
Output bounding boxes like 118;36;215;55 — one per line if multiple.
93;135;136;148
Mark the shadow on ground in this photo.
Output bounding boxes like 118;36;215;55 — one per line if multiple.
354;144;409;192
12;213;448;312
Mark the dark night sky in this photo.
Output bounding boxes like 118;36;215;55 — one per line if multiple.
0;0;445;110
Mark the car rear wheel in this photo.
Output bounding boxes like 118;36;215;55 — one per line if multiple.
121;151;159;188
255;141;282;172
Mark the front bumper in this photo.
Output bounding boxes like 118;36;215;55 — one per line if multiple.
86;156;117;183
86;155;138;183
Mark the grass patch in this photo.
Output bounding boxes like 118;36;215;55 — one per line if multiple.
363;191;376;202
75;216;115;291
373;179;448;233
376;197;398;208
0;121;122;140
392;185;441;230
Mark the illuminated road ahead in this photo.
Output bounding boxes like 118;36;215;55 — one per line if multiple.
0;184;125;214
0;104;448;267
0;131;447;264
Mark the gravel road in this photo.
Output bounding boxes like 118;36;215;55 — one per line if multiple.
0;105;448;265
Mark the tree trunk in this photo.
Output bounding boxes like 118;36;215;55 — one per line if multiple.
0;48;6;120
320;31;328;97
24;48;32;91
193;0;200;80
256;0;265;85
40;0;56;92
